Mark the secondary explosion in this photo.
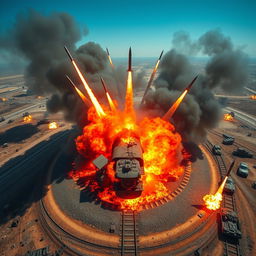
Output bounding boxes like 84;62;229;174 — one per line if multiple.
223;113;234;121
66;47;190;210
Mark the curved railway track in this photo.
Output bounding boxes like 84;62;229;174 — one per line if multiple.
204;140;242;256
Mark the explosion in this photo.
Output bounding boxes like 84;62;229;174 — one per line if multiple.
66;47;191;211
48;121;58;129
251;95;256;100
203;176;228;210
23;115;32;123
224;113;234;121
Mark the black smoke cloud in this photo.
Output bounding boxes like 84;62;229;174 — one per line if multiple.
0;10;145;125
0;11;249;143
144;29;249;142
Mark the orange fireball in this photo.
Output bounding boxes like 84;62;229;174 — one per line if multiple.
23;115;32;123
224;113;234;121
48;122;58;129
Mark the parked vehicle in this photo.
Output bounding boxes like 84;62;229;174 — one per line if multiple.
233;148;253;158
224;177;235;195
212;145;222;155
22;112;30;117
237;162;249;178
219;208;242;239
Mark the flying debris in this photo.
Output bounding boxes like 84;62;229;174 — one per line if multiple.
162;76;198;121
140;50;164;106
66;75;91;107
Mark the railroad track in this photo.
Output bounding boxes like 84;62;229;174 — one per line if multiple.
204;140;242;256
120;210;139;256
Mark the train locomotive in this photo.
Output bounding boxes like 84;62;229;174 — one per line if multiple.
112;136;144;199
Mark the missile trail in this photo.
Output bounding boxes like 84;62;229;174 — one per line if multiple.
162;76;198;121
64;46;105;117
106;48;114;69
100;77;116;112
140;50;164;106
66;75;91;107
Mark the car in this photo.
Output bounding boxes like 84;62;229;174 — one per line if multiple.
0;116;5;122
223;177;235;194
7;119;13;124
233;148;253;158
22;112;30;117
222;134;235;145
237;162;249;178
219;208;242;239
212;145;222;155
252;181;256;189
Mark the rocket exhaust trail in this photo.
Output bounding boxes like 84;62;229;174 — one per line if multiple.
140;50;164;106
125;47;134;116
100;77;116;112
64;46;105;117
162;76;198;121
66;75;91;107
203;160;235;210
106;48;114;69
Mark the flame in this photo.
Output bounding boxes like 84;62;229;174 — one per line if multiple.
48;121;58;129
250;95;256;100
107;55;114;69
71;104;187;210
72;83;91;107
203;176;228;210
23;115;32;123
125;71;134;116
224;113;234;121
0;97;7;102
163;90;188;121
67;50;190;211
106;92;117;112
71;60;105;117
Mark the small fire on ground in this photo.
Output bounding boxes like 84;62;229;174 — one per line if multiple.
48;122;58;129
23;115;32;123
224;113;234;121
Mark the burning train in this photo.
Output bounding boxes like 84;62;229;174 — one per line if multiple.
64;46;197;210
112;135;144;199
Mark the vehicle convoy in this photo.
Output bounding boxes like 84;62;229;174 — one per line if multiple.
212;145;222;155
222;134;235;145
237;162;249;178
219;208;242;239
233;148;253;158
112;135;144;199
223;177;235;195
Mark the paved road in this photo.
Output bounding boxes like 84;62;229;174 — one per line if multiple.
0;103;46;127
0;129;72;209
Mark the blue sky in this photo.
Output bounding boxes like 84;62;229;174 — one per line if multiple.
1;0;256;57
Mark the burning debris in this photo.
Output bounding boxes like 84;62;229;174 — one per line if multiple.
251;95;256;100
48;122;58;129
224;113;234;121
23;115;32;123
66;47;188;210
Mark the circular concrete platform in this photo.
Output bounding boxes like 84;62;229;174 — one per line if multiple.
41;145;219;255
